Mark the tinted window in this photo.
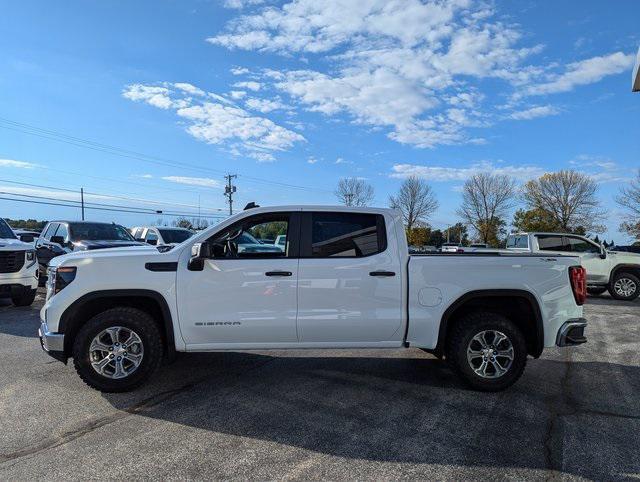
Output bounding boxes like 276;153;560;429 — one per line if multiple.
158;229;192;244
68;223;134;241
144;229;158;242
0;219;16;239
210;214;289;258
55;223;69;241
42;223;58;240
566;236;599;253
311;212;384;257
536;235;569;252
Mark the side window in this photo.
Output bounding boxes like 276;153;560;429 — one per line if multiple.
536;235;569;252
145;229;159;242
42;223;58;241
209;214;291;259
310;212;385;257
566;236;599;253
54;223;69;241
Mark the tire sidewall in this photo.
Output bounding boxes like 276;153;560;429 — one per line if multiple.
73;309;162;392
609;273;640;301
450;314;527;392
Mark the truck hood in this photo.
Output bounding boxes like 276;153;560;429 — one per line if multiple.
608;250;640;262
0;237;33;251
71;240;148;250
50;244;169;268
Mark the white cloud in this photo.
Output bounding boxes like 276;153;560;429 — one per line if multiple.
244;97;287;113
173;82;205;96
307;157;318;164
233;81;261;91
223;0;264;9
123;83;305;160
524;52;634;96
132;173;153;179
0;159;37;169
231;67;250;75
162;176;221;188
206;1;635;148
509;105;560;120
390;161;545;182
229;90;247;99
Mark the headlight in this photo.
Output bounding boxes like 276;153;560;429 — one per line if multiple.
25;250;36;267
46;266;77;300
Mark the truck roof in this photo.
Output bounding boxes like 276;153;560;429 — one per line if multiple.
238;205;399;215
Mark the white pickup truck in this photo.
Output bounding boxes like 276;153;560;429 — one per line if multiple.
507;232;640;301
39;206;588;393
1;218;39;306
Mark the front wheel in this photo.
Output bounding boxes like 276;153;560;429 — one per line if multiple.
11;288;36;307
608;272;639;301
72;307;163;392
446;312;528;392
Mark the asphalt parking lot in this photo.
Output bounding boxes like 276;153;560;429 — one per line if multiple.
0;292;638;480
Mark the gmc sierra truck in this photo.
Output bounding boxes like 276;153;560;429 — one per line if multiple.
1;218;38;306
39;206;588;393
507;232;640;301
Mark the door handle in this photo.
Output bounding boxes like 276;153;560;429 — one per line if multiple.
265;271;292;277
369;270;396;277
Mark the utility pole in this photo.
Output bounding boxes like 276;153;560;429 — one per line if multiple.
80;188;85;220
224;174;237;216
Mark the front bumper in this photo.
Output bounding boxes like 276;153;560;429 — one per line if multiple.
38;320;67;362
556;318;587;347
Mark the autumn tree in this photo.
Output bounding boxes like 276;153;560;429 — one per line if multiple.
335;177;375;207
457;173;516;245
523;170;605;233
616;169;640;239
389;176;439;233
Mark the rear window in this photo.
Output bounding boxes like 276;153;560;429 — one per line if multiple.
506;235;529;249
158;229;192;244
536;235;570;252
310;212;385;257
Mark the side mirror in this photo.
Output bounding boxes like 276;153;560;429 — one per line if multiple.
188;242;211;271
147;239;158;246
50;235;65;245
20;234;35;243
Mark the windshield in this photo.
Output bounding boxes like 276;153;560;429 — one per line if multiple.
69;223;135;241
506;235;529;249
158;229;193;244
0;219;17;239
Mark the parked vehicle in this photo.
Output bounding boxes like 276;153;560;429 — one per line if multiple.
131;226;194;247
470;243;488;248
39;206;587;393
441;242;463;253
12;229;40;245
0;218;38;306
506;232;640;300
409;245;438;254
611;245;640;254
274;234;287;248
35;221;148;280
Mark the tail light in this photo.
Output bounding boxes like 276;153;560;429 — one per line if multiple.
569;266;586;306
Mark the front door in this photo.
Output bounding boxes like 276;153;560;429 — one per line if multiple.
177;212;300;347
297;211;403;343
565;235;611;284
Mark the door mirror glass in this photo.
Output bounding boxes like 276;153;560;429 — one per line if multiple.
147;239;158;246
50;235;65;245
188;242;211;271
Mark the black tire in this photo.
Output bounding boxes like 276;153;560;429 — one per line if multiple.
11;288;37;307
608;272;640;301
587;287;607;296
72;307;163;393
446;312;528;392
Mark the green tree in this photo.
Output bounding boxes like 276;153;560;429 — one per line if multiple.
512;208;561;233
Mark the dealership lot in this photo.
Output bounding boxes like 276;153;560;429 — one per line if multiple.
0;293;638;480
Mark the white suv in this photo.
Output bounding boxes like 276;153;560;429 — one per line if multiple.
0;218;39;306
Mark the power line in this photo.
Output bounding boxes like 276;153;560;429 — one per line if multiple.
0;116;334;194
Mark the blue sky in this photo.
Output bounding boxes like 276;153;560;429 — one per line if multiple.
1;0;638;242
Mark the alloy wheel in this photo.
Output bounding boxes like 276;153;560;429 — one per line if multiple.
89;326;144;379
466;330;514;379
614;278;637;298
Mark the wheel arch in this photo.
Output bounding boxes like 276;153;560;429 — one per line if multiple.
59;289;177;362
610;264;640;281
433;289;544;359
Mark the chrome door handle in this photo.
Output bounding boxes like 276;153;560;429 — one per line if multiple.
369;270;396;277
265;271;292;277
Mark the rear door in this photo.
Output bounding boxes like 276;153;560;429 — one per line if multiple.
296;211;403;343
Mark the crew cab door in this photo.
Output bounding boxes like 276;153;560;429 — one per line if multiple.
296;211;403;343
177;212;300;347
564;235;611;284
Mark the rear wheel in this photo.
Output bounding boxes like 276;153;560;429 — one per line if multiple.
608;272;639;301
447;312;527;392
72;307;163;392
587;287;607;296
11;288;36;307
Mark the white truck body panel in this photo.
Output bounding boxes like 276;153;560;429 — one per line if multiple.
0;232;39;293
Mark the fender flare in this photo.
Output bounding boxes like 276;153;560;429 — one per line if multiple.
434;289;544;358
610;263;640;281
59;289;177;361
